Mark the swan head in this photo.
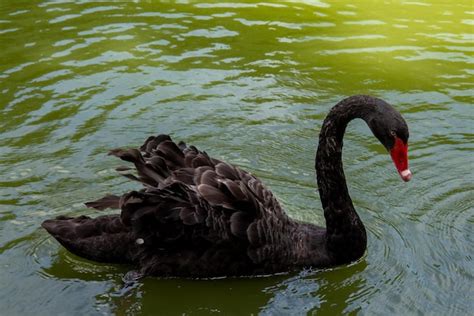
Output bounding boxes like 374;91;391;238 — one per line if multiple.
366;101;412;182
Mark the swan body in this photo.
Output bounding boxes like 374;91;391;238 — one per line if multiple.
42;95;411;277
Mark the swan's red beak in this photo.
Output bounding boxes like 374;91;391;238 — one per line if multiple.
390;137;412;182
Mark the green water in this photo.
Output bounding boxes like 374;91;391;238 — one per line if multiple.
1;1;473;315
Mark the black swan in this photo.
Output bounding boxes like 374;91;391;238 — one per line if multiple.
42;95;412;278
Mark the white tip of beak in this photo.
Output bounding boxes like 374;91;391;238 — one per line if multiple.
400;169;412;182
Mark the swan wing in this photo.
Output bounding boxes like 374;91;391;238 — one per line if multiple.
85;135;294;264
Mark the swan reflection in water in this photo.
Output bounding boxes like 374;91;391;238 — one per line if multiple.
41;247;368;315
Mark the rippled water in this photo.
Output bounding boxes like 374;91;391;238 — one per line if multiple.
1;1;473;315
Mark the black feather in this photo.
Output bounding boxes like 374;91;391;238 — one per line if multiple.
85;194;121;210
230;212;250;239
197;184;229;206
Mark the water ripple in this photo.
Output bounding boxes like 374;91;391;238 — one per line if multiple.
0;0;472;315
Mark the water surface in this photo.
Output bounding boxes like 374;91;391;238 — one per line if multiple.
0;1;473;315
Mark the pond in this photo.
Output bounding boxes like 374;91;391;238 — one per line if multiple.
0;1;473;315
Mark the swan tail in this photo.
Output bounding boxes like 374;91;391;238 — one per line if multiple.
41;215;135;264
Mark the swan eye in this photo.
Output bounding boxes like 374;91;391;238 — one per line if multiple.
390;131;396;137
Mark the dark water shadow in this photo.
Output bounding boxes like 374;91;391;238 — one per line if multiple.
100;263;366;315
262;261;368;315
41;242;367;315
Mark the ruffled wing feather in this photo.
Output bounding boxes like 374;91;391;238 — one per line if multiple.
86;135;295;264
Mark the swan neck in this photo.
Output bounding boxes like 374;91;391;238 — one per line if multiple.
316;97;374;210
316;96;374;263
